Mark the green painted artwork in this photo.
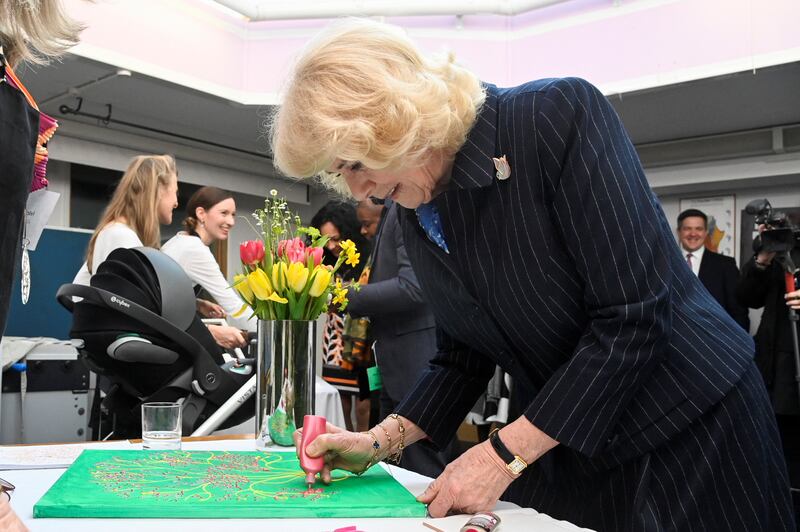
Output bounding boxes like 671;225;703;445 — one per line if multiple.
33;450;427;519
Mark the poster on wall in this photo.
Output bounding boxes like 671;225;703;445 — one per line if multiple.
740;205;800;269
679;195;736;257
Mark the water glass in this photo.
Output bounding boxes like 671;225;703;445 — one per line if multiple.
141;402;182;450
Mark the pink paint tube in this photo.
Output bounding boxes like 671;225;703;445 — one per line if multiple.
300;415;327;487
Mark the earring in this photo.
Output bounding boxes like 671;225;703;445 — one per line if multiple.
200;219;205;227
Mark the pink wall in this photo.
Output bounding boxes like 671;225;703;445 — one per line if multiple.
65;0;800;102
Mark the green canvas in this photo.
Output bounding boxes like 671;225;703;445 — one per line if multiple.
34;450;427;519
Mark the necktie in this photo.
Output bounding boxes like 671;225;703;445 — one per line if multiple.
415;202;449;253
686;253;693;269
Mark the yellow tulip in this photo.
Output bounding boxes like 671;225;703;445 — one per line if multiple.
247;268;273;300
308;267;332;297
271;262;287;292
233;273;254;304
267;293;288;304
285;262;309;293
232;303;249;318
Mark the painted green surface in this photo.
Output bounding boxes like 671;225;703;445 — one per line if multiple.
34;450;426;519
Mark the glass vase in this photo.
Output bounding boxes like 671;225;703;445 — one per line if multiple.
255;319;317;447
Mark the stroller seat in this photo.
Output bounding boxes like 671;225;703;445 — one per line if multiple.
57;247;254;439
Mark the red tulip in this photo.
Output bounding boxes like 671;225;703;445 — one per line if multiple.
278;237;306;263
306;246;323;267
240;240;265;265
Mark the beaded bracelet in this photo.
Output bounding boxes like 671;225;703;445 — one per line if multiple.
357;430;381;476
389;414;405;464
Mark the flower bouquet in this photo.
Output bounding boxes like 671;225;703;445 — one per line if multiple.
234;190;358;320
234;190;359;446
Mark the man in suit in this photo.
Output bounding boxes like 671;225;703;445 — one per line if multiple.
346;199;456;478
677;208;749;330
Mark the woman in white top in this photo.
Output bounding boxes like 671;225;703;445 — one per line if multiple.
73;154;178;286
73;156;244;349
162;186;254;341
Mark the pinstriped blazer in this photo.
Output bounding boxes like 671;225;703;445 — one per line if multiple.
395;77;755;464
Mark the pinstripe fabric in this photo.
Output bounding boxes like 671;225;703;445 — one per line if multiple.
394;78;794;530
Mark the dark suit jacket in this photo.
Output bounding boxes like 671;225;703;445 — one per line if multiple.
395;78;755;465
696;248;750;331
346;201;437;403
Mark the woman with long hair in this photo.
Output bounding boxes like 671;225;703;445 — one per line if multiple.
162;186;252;348
73;154;178;285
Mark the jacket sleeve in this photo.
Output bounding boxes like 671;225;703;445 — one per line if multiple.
524;78;673;457
395;326;496;449
347;212;428;318
736;256;773;309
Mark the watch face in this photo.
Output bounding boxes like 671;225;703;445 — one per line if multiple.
508;458;526;475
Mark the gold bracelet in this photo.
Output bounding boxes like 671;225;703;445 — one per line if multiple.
376;423;392;460
356;430;380;476
389;414;405;464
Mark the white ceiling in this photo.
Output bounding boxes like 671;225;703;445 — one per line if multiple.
15;53;800;165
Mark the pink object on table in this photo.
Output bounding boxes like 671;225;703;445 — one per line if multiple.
300;414;326;487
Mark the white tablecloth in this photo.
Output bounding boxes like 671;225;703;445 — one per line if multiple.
212;375;347;435
5;438;593;531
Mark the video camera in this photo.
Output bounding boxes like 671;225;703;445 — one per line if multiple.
745;199;800;254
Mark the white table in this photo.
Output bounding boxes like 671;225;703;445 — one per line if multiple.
5;437;592;531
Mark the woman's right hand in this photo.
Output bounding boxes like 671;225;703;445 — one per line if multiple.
293;423;377;483
207;324;248;349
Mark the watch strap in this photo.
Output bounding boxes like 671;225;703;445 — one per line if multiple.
488;428;515;464
488;428;528;476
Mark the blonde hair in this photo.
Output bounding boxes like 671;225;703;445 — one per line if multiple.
0;0;83;67
86;155;177;272
270;18;485;194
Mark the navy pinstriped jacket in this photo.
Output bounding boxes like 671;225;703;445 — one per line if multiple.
395;77;754;465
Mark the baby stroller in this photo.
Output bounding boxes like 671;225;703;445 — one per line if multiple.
56;247;254;439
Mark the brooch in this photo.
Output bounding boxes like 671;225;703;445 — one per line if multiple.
492;155;511;180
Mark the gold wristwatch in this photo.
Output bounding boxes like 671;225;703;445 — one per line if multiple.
488;428;528;475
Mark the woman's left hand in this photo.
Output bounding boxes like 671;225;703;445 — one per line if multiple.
418;440;516;518
786;289;800;311
197;298;225;318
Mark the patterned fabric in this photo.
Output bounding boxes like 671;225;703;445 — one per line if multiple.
321;311;345;367
414;202;449;253
2;56;57;192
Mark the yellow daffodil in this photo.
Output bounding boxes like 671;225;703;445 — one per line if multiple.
308;267;332;297
247;268;273;300
271;262;287;292
285;262;309;293
267;293;288;304
339;239;355;254
233;273;254;304
345;251;360;268
332;287;348;307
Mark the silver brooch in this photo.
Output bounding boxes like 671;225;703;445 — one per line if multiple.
492;155;511;180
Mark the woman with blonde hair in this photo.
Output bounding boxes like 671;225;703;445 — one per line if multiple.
73;154;178;285
275;19;794;530
1;0;82;351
